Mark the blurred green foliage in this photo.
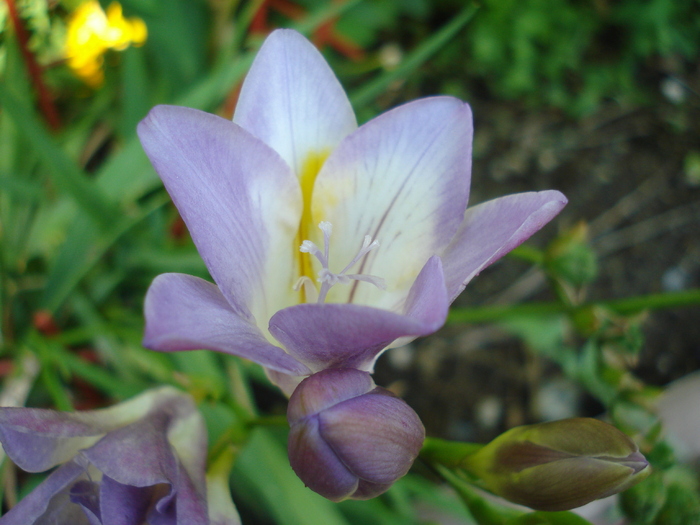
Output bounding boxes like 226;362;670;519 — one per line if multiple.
448;0;700;115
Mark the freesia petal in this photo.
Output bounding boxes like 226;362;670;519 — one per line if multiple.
171;461;209;525
71;480;102;524
288;415;358;501
269;257;447;372
99;476;155;525
0;387;183;472
138;105;302;325
234;29;357;177
82;411;177;488
320;393;424;484
0;461;85;525
441;190;567;301
143;273;309;376
312;97;472;309
287;368;374;424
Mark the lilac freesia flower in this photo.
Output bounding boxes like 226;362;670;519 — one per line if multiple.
0;387;234;525
137;29;567;395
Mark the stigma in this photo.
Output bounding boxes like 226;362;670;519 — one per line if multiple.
296;222;386;303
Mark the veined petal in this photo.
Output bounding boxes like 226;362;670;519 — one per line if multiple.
143;273;309;376
99;476;155;525
82;411;177;488
0;461;86;524
288;415;358;501
234;29;357;177
320;393;424;484
311;97;472;309
138;105;302;324
0;387;182;472
441;190;567;301
269;257;448;372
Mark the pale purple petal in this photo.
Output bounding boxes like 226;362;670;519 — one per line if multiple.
143;273;309;376
288;415;358;501
82;412;177;488
269;304;439;373
0;461;86;525
269;256;448;372
0;409;103;472
441;190;568;301
71;479;101;523
0;388;212;474
234;29;357;177
351;480;394;500
287;367;374;424
138;105;302;324
99;476;154;525
171;460;209;525
320;393;424;484
311;97;472;310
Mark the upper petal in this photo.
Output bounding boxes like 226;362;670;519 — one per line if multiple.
311;97;472;310
138;105;302;324
143;273;310;376
233;29;357;177
441;190;567;301
268;257;448;372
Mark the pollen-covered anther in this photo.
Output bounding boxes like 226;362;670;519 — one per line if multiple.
300;222;386;303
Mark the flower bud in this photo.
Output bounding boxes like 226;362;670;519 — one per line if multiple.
287;368;425;501
463;418;650;511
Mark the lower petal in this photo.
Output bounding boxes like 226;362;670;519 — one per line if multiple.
0;461;85;525
269;256;448;372
143;273;309;376
288;415;358;502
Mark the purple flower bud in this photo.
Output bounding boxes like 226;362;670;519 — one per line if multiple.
463;418;651;511
287;368;425;501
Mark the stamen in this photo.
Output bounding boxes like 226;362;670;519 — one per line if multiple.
293;276;319;303
298;222;386;303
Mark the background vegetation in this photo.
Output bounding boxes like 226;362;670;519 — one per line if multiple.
1;0;699;523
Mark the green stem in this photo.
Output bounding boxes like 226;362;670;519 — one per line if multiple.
248;415;288;428
350;3;479;108
421;437;483;468
436;464;523;524
448;289;700;325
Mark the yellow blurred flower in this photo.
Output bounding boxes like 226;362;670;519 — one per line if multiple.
65;1;147;86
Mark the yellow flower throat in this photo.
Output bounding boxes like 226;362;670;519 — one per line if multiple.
296;151;330;299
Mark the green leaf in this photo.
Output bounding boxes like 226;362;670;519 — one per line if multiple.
40;193;168;312
233;428;350;525
350;3;479;108
0;84;118;228
506;511;594;525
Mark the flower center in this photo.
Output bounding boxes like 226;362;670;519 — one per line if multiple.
296;222;386;303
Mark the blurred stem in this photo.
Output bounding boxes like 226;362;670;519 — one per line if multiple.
421;436;483;468
249;414;288;427
448;289;700;325
435;464;523;524
34;340;73;411
350;2;479;108
4;0;60;130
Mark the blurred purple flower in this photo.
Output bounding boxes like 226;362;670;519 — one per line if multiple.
0;387;233;525
287;368;424;501
137;29;567;394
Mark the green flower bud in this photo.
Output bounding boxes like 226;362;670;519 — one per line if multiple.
463;418;650;511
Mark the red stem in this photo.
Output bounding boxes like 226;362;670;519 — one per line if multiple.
4;0;61;130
